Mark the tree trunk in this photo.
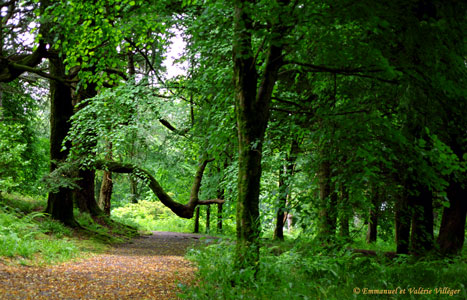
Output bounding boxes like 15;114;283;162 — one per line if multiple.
72;82;103;216
45;55;76;226
98;142;113;216
129;175;139;203
74;169;102;216
286;210;293;231
216;187;224;233
99;170;113;215
274;140;298;240
273;166;286;241
206;205;211;233
317;159;337;240
217;203;223;233
437;180;467;255
366;186;379;243
193;206;200;233
339;184;350;238
233;0;286;269
395;191;411;254
410;186;434;254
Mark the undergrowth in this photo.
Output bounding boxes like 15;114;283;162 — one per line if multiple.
111;199;237;235
0;193;138;266
179;237;467;299
111;200;194;233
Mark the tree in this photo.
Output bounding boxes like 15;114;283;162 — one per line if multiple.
232;0;291;268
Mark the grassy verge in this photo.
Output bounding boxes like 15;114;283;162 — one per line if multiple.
0;193;139;266
179;236;467;300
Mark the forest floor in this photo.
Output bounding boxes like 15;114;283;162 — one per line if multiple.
0;231;216;300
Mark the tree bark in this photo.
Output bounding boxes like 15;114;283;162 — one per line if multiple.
233;0;286;269
45;55;76;226
99;170;113;215
193;206;200;233
395;191;411;254
217;187;224;233
206;205;211;233
98;142;113;215
410;186;434;254
74;169;102;216
72;83;103;216
274;165;287;241
437;180;466;254
217;203;223;233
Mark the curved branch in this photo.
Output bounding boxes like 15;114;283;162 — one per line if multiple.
94;158;223;219
0;42;47;83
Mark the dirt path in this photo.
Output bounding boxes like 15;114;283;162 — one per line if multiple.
0;231;214;299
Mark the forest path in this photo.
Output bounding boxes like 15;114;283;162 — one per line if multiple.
0;231;215;300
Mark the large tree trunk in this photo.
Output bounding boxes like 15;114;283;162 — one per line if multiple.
410;186;434;254
45;55;76;226
72;84;103;216
74;169;102;215
233;0;285;269
437;180;466;254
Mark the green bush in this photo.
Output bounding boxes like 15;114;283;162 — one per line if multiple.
111;200;193;232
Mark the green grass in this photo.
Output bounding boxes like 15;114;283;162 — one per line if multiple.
179;236;467;300
0;193;138;266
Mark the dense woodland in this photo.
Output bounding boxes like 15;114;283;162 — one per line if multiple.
1;0;466;299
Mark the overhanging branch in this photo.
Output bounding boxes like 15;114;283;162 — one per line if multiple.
94;158;223;218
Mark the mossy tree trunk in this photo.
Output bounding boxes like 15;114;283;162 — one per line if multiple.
72;83;103;216
233;0;287;269
98;142;113;216
45;55;77;226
